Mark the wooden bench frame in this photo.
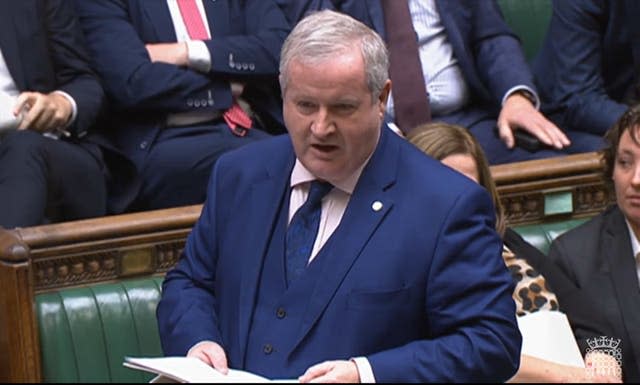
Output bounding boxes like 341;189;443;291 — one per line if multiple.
0;151;614;382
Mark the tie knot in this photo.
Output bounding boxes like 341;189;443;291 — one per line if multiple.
307;180;333;206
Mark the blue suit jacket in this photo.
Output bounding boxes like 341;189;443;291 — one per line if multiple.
327;0;536;125
157;128;521;382
0;1;104;138
533;0;640;136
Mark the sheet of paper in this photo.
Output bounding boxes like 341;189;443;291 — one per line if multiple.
124;356;296;383
517;311;585;368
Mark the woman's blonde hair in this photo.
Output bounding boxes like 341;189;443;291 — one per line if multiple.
407;122;506;236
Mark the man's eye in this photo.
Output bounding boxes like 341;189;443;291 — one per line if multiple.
334;104;356;113
296;101;316;112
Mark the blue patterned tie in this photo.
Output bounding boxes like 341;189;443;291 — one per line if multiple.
286;180;333;285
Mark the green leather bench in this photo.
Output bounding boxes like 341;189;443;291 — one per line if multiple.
36;277;164;383
31;218;591;383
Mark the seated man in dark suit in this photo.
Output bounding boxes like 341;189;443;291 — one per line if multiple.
0;1;107;228
546;105;640;381
73;0;290;213
533;0;638;140
324;0;605;164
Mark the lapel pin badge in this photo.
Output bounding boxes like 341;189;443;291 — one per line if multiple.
372;201;383;211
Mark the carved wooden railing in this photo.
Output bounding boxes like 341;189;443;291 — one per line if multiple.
0;151;614;382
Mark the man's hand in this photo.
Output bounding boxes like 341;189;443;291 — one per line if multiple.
298;360;360;383
146;42;188;67
14;91;72;133
496;92;570;150
186;341;229;375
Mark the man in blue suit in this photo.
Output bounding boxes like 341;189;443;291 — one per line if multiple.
157;10;520;382
0;0;107;228
322;0;608;164
533;0;639;138
73;0;290;213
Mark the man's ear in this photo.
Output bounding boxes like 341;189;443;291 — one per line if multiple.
379;79;392;104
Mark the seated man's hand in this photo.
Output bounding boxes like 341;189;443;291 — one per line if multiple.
14;91;72;133
187;341;229;375
146;42;188;67
298;360;360;383
497;92;571;150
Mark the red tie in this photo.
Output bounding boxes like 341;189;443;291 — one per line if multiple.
177;0;252;136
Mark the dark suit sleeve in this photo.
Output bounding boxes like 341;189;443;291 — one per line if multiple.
547;233;613;356
467;1;537;105
73;0;287;114
46;0;105;136
533;0;627;135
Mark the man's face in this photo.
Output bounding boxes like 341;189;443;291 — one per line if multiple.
614;129;640;232
281;51;390;184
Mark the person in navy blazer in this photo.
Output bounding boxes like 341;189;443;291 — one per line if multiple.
533;0;640;138
73;0;290;213
0;0;107;228
321;0;608;164
157;10;520;382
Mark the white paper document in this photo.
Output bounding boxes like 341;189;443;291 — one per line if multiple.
124;356;297;383
517;311;585;368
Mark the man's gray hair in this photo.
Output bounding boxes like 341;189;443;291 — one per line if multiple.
279;9;389;99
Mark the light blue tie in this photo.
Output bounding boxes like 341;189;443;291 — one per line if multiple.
285;180;333;286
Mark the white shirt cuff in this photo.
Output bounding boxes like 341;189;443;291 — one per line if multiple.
502;85;540;109
352;357;376;383
187;40;211;73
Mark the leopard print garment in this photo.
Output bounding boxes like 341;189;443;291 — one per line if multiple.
503;245;559;316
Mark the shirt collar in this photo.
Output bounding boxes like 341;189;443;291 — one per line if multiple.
290;156;371;195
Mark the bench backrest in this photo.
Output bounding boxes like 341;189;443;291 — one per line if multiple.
497;0;552;61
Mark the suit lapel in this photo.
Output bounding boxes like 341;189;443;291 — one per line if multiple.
237;146;295;367
290;128;397;352
140;1;176;42
0;2;27;90
606;207;640;362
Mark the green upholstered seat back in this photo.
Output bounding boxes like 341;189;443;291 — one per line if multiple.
512;218;589;255
36;277;164;383
497;0;552;61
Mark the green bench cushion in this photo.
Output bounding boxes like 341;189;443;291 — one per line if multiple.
513;218;589;255
36;277;165;383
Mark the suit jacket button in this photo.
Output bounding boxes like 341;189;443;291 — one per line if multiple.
194;99;201;107
187;99;194;107
276;308;286;319
139;141;148;150
263;344;273;354
249;63;255;71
